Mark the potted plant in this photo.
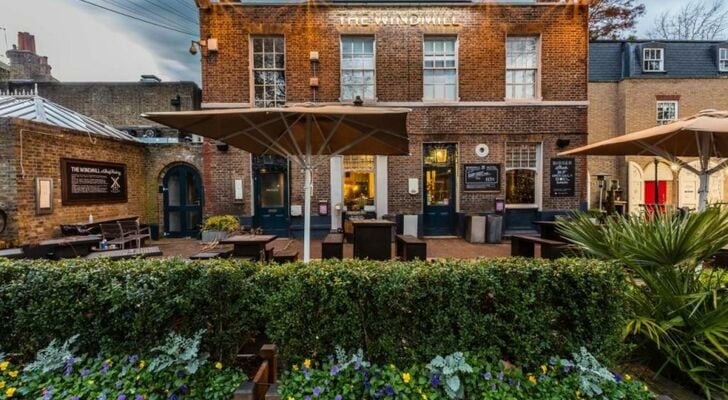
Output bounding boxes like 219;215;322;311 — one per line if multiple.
201;215;240;243
586;208;603;224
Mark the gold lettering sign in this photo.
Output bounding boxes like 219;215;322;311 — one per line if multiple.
338;13;459;27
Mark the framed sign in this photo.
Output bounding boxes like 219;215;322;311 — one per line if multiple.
35;177;54;215
463;164;500;191
550;158;576;197
61;158;128;205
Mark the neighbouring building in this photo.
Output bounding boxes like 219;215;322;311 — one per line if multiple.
5;32;56;82
0;60;10;83
588;40;728;213
195;0;589;237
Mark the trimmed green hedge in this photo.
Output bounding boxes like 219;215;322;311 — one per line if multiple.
0;257;628;367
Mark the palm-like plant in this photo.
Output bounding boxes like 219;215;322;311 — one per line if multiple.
558;208;728;398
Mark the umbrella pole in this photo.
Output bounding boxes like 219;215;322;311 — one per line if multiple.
698;171;709;211
303;166;312;262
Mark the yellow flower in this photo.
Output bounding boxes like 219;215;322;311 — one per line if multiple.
5;387;16;398
105;359;114;366
88;380;95;385
625;374;632;381
303;359;311;369
643;385;649;392
0;362;8;372
540;365;548;374
421;393;428;400
389;364;396;369
7;371;17;379
215;362;223;370
402;372;411;384
139;360;145;369
528;374;537;385
292;364;299;371
288;397;295;400
0;380;4;389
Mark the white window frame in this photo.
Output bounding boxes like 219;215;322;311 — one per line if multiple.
504;142;542;209
340;36;376;102
249;35;286;107
342;155;376;212
720;48;728;72
505;36;541;101
643;48;664;72
656;101;679;125
422;36;459;102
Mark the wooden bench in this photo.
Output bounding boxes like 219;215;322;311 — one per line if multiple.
395;234;427;261
272;249;299;263
190;248;233;260
85;246;163;260
510;235;569;260
321;233;344;259
0;248;24;259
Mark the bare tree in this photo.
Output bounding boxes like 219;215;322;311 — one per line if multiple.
649;0;728;40
590;0;646;40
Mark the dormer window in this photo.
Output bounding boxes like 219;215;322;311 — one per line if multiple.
720;48;728;72
643;48;664;72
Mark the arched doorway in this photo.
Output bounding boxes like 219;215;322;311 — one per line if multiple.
163;164;203;238
679;161;724;209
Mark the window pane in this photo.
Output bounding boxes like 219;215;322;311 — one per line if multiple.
423;38;457;101
252;37;285;107
506;169;536;204
506;37;538;99
341;37;375;100
343;156;375;211
260;172;285;207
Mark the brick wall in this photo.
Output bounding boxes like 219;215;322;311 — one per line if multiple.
0;118;146;245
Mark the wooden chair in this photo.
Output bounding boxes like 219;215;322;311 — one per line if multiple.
99;223;136;250
118;220;151;249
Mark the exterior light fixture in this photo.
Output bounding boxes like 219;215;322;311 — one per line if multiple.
353;96;364;106
189;38;218;56
594;172;610;211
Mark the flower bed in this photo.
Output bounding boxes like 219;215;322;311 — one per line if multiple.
276;348;655;400
0;333;245;400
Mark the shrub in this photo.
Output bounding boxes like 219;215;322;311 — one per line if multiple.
0;258;261;363
559;208;728;397
0;257;628;370
256;258;629;367
201;215;240;233
277;348;655;400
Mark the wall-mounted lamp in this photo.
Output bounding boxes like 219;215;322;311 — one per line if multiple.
189;38;218;56
556;138;571;149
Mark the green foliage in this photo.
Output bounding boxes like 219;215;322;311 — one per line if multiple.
0;257;628;372
559;208;728;397
0;258;260;363
257;258;629;367
23;335;79;374
426;352;473;399
148;330;209;374
201;215;240;233
1;334;245;400
278;349;655;400
562;347;619;398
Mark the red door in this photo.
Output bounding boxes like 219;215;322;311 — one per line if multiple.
644;181;667;213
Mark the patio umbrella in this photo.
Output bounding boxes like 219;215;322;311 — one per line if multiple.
560;109;728;211
143;104;410;262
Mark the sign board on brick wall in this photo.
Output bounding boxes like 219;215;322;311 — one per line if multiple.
550;158;575;197
463;163;500;191
61;158;128;205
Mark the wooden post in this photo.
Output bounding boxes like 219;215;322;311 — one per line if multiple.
259;344;278;384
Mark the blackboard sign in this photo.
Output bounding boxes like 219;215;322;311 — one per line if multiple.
550;158;575;197
61;159;128;205
464;164;500;191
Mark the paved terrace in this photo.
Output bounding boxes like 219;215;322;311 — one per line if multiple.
152;237;514;260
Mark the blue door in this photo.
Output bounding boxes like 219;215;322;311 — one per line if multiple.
423;144;457;236
163;165;203;238
253;155;289;236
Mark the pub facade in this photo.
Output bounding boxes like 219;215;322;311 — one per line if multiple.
196;0;588;236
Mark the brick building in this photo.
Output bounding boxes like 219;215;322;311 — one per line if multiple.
588;40;728;213
5;32;55;82
195;0;589;236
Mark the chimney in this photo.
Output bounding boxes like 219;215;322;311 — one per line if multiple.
17;32;36;53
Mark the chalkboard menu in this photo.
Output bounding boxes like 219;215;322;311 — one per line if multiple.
61;159;128;205
550;158;575;197
463;164;500;191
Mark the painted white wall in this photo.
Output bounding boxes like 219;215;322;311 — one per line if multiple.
330;156;344;230
375;156;388;218
628;161;644;215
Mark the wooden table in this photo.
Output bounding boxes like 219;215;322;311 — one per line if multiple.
351;220;396;260
62;216;139;236
532;221;563;241
220;235;277;261
40;235;102;259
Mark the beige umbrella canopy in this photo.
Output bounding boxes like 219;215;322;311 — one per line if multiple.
144;104;411;261
560;110;728;210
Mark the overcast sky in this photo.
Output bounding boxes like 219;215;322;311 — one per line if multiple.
0;0;692;84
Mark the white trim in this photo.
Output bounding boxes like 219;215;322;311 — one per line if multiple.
330;156;344;230
201;102;252;109
505;35;541;101
643;48;665;72
656;100;678;125
719;48;728;72
504;142;543;210
340;35;377;101
375;155;388;218
422;35;459;102
249;35;286;107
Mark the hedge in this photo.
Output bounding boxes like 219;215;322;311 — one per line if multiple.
0;257;628;367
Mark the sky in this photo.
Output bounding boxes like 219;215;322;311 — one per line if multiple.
0;0;692;84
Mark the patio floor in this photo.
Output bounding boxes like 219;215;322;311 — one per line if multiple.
150;236;517;260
